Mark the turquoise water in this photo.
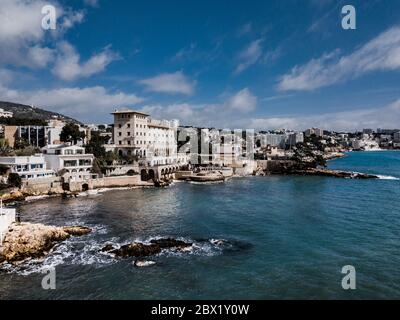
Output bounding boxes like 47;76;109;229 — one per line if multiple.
0;151;400;299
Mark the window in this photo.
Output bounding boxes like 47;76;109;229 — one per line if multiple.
119;141;122;145
127;132;131;136
118;132;122;136
128;140;131;145
118;124;122;128
127;124;131;128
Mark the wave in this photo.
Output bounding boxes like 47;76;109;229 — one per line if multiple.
376;175;400;180
0;233;240;275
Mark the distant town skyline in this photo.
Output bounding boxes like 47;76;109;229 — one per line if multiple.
1;0;400;130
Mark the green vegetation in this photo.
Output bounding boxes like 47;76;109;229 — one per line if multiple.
7;173;22;188
0;139;13;156
60;123;86;145
292;142;327;169
0;117;48;126
85;132;109;158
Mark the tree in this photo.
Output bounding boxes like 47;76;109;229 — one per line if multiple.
0;139;13;156
14;137;30;149
85;132;109;158
0;164;10;175
8;173;22;188
60;123;85;145
15;146;40;156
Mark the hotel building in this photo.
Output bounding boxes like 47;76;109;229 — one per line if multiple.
111;109;180;166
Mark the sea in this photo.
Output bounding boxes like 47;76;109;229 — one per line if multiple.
0;151;399;299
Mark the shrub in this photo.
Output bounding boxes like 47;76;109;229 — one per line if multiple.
8;173;22;188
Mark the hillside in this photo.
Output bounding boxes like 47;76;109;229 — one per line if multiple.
0;101;81;124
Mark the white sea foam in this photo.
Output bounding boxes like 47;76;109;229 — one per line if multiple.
376;175;400;180
0;233;233;275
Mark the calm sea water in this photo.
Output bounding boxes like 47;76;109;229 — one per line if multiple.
1;151;400;299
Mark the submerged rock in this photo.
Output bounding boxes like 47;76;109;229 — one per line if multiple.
101;244;115;252
0;222;91;263
104;238;193;258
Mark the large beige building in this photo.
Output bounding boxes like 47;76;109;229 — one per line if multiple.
111;109;181;166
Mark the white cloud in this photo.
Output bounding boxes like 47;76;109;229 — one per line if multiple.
84;0;99;7
52;42;119;81
278;26;400;91
234;38;263;74
226;88;257;112
139;88;258;128
237;22;252;37
0;84;143;119
139;71;195;95
27;46;55;68
248;100;400;131
138;97;400;131
0;0;84;69
60;10;85;29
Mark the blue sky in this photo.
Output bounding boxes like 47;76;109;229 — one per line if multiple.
1;0;400;130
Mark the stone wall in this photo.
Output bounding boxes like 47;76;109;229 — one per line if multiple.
257;160;296;173
104;165;139;176
21;177;64;195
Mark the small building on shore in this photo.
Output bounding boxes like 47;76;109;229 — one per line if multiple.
0;155;56;180
42;144;95;182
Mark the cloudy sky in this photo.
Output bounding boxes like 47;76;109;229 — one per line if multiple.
1;0;400;130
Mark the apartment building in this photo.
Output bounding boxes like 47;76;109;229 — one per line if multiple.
42;144;94;181
111;109;180;166
0;155;55;180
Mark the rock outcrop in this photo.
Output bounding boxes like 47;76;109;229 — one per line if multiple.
0;223;92;263
294;168;379;179
102;238;192;258
62;226;92;236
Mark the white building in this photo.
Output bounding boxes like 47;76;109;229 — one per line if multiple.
111;109;182;166
0;108;13;118
42;144;94;181
147;119;179;166
0;155;55;180
394;131;400;143
305;128;324;137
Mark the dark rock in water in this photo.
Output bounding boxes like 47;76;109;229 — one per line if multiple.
294;168;379;179
150;238;192;248
110;238;192;258
101;244;115;252
62;226;92;236
111;243;161;257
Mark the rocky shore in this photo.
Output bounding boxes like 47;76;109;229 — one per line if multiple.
293;168;379;179
102;238;193;258
0;223;91;263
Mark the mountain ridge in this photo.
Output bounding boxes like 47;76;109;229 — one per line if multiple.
0;101;81;124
